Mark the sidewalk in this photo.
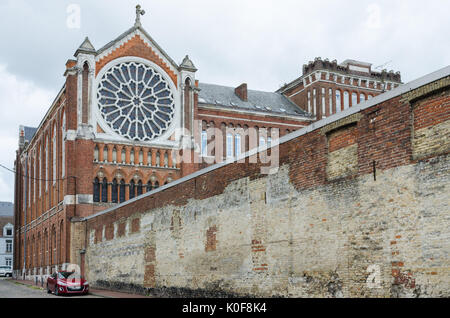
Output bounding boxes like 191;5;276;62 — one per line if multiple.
12;278;150;298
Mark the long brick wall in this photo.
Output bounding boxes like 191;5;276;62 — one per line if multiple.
77;70;450;297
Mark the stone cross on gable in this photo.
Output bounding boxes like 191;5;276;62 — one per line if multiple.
135;4;146;26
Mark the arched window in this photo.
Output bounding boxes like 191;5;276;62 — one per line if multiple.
121;149;125;163
164;152;168;167
259;136;266;148
154;181;159;189
360;93;366;103
45;135;49;191
336;90;341;112
156;152;160;166
53;125;56;184
351;92;358;106
172;150;177;168
226;133;233;157
112;147;117;162
130;149;135;164
93;178;100;202
129;180;135;199
321;88;326;117
119;180;125;203
103;147;108;163
307;91;311;113
343;91;349;109
139;150;143;165
61;113;66;177
201;131;208;157
59;221;64;264
146;181;153;192
235;134;241;156
94;146;99;162
112;179;118;203
137;180;143;196
101;178;108;203
329;88;333;115
313;88;317;115
82;63;90;124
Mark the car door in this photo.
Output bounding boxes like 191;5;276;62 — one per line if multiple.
48;273;57;291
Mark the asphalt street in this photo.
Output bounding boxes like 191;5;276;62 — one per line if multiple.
0;277;101;298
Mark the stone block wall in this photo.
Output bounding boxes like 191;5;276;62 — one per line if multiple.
81;75;450;297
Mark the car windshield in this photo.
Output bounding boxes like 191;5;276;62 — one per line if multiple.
58;272;78;279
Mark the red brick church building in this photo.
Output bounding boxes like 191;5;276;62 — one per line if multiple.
13;5;401;279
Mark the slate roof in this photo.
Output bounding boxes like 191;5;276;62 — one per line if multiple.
23;126;37;143
198;83;311;118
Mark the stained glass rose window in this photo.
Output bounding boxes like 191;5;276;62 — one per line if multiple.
97;61;175;141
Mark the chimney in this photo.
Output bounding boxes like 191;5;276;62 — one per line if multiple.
235;83;248;102
19;125;25;149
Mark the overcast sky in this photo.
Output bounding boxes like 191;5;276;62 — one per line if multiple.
0;0;449;202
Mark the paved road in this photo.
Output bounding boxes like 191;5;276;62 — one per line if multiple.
0;277;101;298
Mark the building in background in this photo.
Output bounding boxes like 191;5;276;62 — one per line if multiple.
277;57;402;120
13;5;402;281
0;202;14;269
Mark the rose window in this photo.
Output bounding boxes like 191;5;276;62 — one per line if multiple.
97;62;175;141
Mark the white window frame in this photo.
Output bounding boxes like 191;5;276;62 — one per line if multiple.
321;88;326;117
226;133;234;158
201;130;207;157
235;134;241;157
329;88;333;115
336;90;341;112
344;91;350;110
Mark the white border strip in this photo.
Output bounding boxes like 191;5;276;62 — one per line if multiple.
82;65;450;221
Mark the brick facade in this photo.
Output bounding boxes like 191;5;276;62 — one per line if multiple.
80;72;449;297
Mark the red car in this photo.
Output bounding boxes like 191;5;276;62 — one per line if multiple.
46;271;89;296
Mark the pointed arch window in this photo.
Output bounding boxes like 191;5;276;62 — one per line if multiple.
119;180;126;203
154;181;159;189
101;178;108;203
129;180;136;199
93;178;100;202
137;180;143;196
146;181;153;192
112;179;118;203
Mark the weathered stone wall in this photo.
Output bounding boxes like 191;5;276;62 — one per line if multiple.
82;76;450;297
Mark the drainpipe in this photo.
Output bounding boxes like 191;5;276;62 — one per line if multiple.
23;157;27;280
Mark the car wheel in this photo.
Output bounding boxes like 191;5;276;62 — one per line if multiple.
47;283;51;294
55;285;59;296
